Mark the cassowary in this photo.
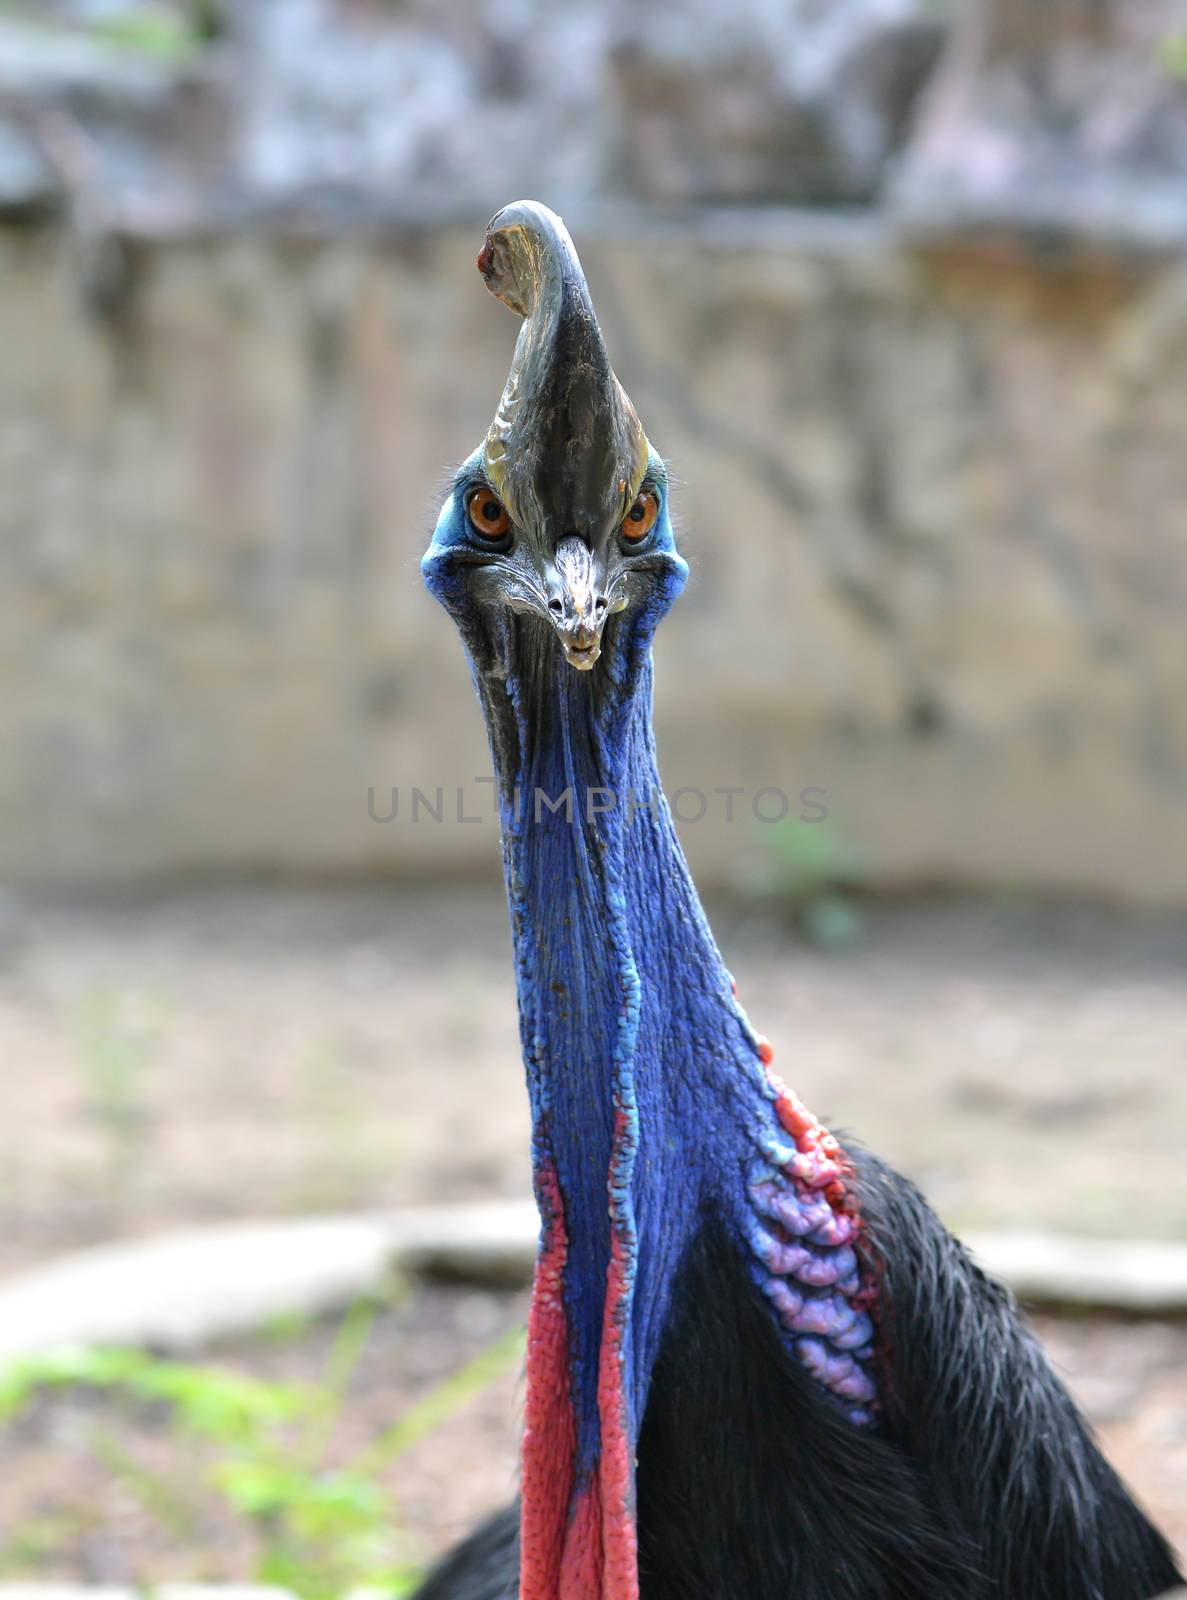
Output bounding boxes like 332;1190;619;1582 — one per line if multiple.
416;200;1182;1600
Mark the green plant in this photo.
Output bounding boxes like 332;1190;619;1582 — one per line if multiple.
90;7;211;62
0;2;216;61
71;988;165;1199
1158;33;1187;79
759;817;866;950
291;1039;379;1212
0;1313;525;1600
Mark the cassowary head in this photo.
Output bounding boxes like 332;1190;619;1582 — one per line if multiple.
422;201;687;681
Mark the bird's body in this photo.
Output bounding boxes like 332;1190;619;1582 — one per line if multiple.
417;201;1182;1600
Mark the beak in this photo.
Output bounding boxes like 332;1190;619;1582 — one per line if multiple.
546;535;611;670
477;200;650;583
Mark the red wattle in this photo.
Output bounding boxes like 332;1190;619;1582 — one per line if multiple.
522;1113;642;1600
558;1486;604;1600
595;1215;640;1600
520;1161;577;1600
553;1106;641;1600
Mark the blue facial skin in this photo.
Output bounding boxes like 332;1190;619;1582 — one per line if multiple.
422;448;512;585
422;446;687;632
423;448;876;1482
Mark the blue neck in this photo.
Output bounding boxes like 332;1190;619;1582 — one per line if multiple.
502;629;736;1469
477;606;877;1507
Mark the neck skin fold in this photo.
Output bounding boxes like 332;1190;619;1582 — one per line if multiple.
475;609;875;1600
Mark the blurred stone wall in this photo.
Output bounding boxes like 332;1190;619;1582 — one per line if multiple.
3;214;1186;901
3;0;1187;900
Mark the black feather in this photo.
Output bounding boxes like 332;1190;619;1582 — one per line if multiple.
850;1145;1181;1600
412;1151;1182;1599
412;1502;519;1600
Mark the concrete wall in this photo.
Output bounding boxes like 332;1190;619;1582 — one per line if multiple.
2;216;1186;900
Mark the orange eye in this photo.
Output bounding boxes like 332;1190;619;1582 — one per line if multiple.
622;490;659;542
467;489;511;541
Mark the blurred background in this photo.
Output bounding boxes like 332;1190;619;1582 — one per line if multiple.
1;0;1186;1591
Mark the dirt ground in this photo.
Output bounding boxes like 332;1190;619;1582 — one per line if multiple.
2;883;1186;1271
1;883;1185;1576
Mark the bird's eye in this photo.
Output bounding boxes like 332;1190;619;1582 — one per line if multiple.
621;490;659;543
467;489;511;541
